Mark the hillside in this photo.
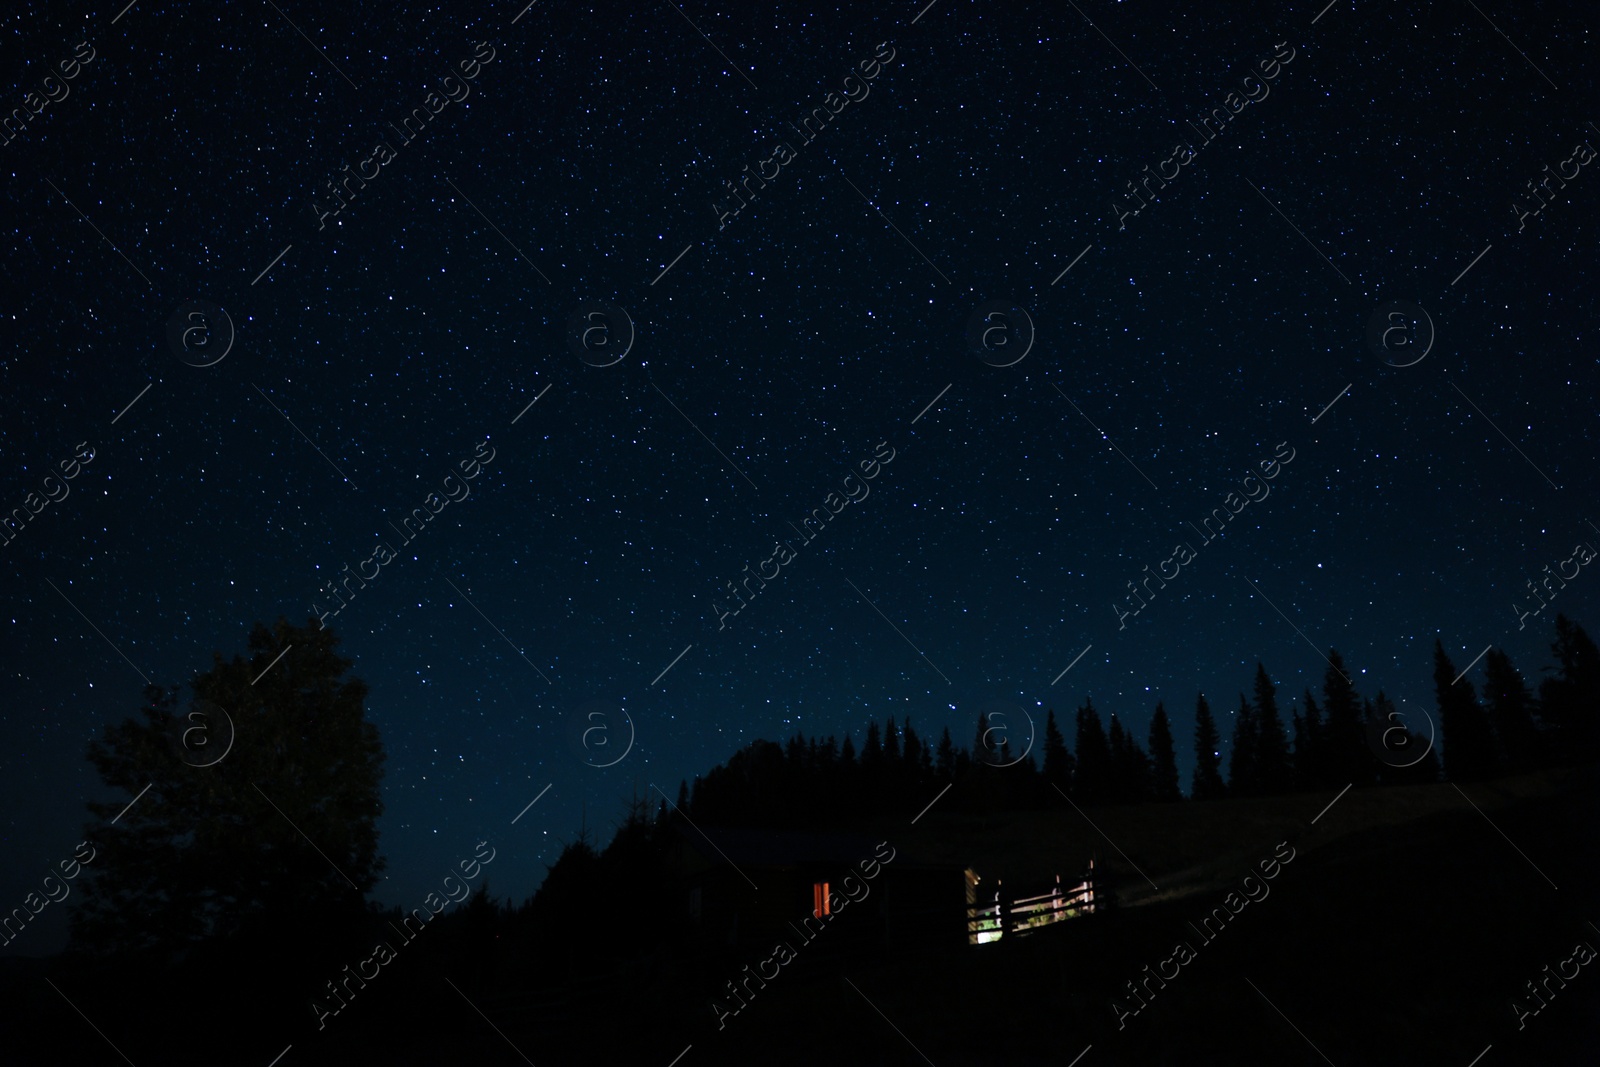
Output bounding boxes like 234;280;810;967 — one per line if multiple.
875;768;1582;910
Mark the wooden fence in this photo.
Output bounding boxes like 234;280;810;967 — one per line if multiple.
968;868;1095;946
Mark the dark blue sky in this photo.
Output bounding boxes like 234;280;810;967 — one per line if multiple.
1;0;1596;952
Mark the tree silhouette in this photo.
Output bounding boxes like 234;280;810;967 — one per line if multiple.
1369;690;1439;785
1041;709;1074;794
1294;689;1325;786
1228;694;1259;797
1321;651;1370;786
1106;713;1151;803
1073;699;1110;802
1539;615;1600;764
1253;664;1293;794
971;712;993;765
933;727;955;781
1148;703;1181;801
73;618;385;961
1433;641;1499;781
1191;694;1227;800
1481;648;1540;773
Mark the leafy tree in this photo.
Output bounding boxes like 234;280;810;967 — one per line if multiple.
1228;694;1259;797
1148;703;1181;801
1191;694;1227;800
73;619;385;961
1433;641;1499;781
1253;664;1293;794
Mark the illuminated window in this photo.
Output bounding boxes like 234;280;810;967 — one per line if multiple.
812;882;830;918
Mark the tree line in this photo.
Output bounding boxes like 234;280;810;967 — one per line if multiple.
681;615;1600;827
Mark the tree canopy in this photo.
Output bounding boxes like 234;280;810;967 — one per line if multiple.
72;618;386;961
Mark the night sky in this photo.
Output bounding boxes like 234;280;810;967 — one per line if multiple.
1;0;1596;953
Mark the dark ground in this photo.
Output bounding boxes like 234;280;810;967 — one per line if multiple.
4;768;1596;1066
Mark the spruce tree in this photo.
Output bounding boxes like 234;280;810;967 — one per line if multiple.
1371;691;1439;785
1253;664;1293;794
1228;693;1259;797
1481;649;1539;772
1042;709;1075;793
860;723;884;810
1191;693;1227;800
1073;699;1110;802
934;727;955;781
1108;713;1151;802
903;717;924;778
973;711;995;765
1434;641;1499;780
1148;703;1181;801
1290;704;1309;789
1295;689;1324;787
1321;651;1370;786
1538;615;1600;763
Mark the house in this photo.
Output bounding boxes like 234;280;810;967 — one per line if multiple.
667;824;971;953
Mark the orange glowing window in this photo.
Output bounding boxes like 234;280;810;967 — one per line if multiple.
812;882;830;918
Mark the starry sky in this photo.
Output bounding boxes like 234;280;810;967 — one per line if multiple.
1;0;1596;952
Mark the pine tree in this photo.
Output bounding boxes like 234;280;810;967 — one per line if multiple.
1538;615;1600;764
862;721;883;768
934;727;955;781
1290;703;1309;789
1073;699;1110;802
1228;693;1259;797
1107;714;1128;799
1041;709;1075;793
1321;651;1370;786
902;717;923;778
973;711;995;766
1253;664;1293;794
883;716;901;763
1481;649;1539;772
1107;713;1152;803
1148;703;1181;801
1191;693;1227;800
1295;689;1324;787
1371;691;1439;785
1433;640;1499;780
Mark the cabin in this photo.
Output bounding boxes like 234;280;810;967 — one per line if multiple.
668;823;1096;953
